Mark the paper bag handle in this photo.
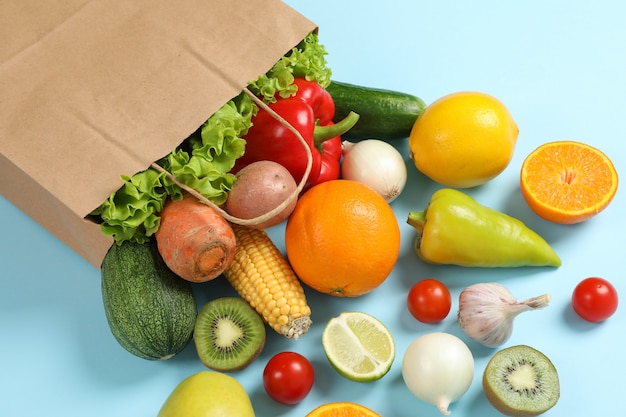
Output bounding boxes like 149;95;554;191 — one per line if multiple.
150;87;312;227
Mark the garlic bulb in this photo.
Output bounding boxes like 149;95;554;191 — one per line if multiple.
457;282;551;348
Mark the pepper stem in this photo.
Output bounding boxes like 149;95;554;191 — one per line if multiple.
407;211;426;250
406;211;426;231
313;111;360;146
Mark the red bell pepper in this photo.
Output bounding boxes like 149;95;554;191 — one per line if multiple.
233;78;358;191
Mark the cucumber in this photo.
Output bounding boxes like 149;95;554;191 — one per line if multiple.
101;240;197;360
326;80;426;140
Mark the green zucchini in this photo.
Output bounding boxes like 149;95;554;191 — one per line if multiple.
101;240;197;360
326;80;427;140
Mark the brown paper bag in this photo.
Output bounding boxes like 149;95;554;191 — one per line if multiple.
0;0;316;268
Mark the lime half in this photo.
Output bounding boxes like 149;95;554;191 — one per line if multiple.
322;311;395;382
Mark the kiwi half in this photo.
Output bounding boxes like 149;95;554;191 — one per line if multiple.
483;345;559;417
194;297;266;372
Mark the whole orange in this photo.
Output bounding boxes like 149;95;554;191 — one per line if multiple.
284;180;400;297
409;91;519;188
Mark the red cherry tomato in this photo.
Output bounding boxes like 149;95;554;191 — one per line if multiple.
407;278;452;323
263;351;314;405
572;277;618;322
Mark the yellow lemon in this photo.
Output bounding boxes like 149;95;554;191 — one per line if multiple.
409;91;519;188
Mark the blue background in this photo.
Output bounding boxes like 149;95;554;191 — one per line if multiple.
2;1;624;416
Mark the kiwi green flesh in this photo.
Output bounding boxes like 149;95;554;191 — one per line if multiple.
194;297;266;372
482;345;559;417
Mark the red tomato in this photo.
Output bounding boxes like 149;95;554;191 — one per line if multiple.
407;278;452;323
263;351;314;405
572;277;618;322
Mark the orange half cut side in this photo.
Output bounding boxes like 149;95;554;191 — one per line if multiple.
520;141;618;224
305;402;382;417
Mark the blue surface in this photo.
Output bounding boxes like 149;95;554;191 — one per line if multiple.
2;1;625;416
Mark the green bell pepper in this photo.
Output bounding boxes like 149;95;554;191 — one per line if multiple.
407;188;561;267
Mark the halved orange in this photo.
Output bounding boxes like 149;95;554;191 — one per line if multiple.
520;141;618;224
305;402;381;417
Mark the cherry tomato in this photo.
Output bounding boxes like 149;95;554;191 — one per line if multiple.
263;351;314;404
572;277;618;322
407;278;452;323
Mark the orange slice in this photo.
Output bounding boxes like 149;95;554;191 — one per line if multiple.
305;402;381;417
520;141;618;224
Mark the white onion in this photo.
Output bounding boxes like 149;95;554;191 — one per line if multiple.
402;332;474;415
341;139;407;202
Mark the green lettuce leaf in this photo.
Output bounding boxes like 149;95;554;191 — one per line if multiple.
91;168;168;244
162;94;252;204
247;32;332;102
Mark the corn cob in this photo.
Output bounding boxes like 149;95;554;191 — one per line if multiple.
224;223;312;339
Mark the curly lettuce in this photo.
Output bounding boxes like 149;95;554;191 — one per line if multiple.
247;32;332;102
161;94;253;204
91;167;168;244
92;31;331;244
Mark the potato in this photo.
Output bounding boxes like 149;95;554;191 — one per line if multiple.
225;160;298;229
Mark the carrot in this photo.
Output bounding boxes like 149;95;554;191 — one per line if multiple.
155;193;237;283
